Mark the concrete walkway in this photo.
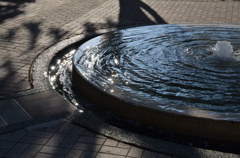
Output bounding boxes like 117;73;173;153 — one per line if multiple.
1;0;240;157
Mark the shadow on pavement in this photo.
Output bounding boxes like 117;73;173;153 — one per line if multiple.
0;0;236;157
84;0;166;36
119;0;167;25
0;60;17;95
0;0;35;24
0;15;68;95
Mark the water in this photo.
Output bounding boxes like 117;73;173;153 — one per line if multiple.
51;25;240;115
49;50;79;106
211;41;237;62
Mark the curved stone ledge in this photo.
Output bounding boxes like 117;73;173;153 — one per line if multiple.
24;25;240;157
72;65;240;142
72;24;240;143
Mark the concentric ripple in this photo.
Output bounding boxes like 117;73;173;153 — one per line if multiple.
55;25;240;116
73;25;240;114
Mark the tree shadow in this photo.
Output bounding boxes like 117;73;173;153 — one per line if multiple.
23;22;42;50
0;60;16;95
1;0;236;157
0;22;69;95
118;0;166;25
83;0;166;37
49;28;69;43
2;27;18;41
0;0;35;24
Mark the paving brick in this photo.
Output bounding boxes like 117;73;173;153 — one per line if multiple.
0;99;32;125
0;141;16;149
46;133;66;146
157;153;172;158
80;151;97;158
104;138;118;147
34;153;65;158
7;130;27;142
58;122;75;134
82;130;96;137
65;149;83;158
117;142;131;149
0;148;9;157
19;144;42;158
95;134;107;139
20;136;49;145
5;143;29;157
0;133;12;141
142;150;158;158
100;146;129;156
96;153;125;158
40;146;69;156
78;136;106;145
127;146;144;158
73;142;101;151
27;131;54;139
16;90;76;119
70;125;85;135
58;134;79;148
45;123;64;132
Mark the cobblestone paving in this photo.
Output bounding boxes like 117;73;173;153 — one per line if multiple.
0;120;172;158
1;0;240;157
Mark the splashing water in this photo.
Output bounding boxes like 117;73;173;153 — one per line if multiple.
211;41;237;62
49;50;80;106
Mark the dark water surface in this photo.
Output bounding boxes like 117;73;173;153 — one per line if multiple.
73;25;240;114
46;25;240;117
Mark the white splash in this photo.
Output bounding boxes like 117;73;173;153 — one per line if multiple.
211;41;237;62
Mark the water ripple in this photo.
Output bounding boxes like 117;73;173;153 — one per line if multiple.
72;25;240;113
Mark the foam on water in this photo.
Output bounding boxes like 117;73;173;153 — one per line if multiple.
211;41;237;62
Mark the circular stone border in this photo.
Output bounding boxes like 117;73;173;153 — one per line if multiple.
31;25;240;158
72;24;240;143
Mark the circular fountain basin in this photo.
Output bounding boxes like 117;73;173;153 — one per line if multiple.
72;24;240;142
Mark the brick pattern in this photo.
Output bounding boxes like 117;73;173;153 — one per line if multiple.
1;0;240;95
0;121;174;158
0;0;108;95
2;0;239;157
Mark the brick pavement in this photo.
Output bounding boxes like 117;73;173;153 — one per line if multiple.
0;120;172;158
1;0;240;95
1;0;240;157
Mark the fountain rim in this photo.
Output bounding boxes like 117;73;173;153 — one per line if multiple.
72;24;240;142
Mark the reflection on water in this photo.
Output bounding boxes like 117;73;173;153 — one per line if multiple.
49;49;79;106
73;25;240;114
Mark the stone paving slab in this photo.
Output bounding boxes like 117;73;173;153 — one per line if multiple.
0;99;32;126
0;90;75;127
15;90;76;119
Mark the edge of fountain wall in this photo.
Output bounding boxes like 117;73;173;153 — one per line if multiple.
71;24;240;142
72;63;240;143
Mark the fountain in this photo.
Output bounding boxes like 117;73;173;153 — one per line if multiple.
49;24;240;144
